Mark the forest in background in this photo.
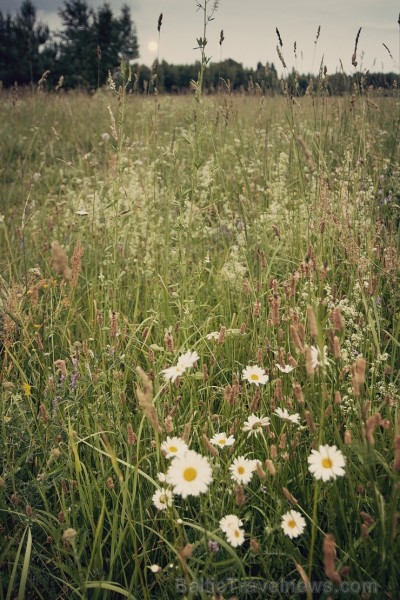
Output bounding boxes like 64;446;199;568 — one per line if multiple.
0;0;398;95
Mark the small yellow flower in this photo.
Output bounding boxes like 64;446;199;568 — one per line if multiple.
22;383;31;397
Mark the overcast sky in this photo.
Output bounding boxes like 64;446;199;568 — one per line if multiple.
1;0;399;74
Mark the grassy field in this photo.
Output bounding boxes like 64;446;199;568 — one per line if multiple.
0;76;399;599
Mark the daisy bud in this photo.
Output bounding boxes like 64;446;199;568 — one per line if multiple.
323;534;342;585
265;459;276;476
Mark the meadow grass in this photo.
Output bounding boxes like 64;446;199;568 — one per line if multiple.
0;75;399;600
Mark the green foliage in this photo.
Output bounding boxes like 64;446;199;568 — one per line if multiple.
0;0;139;90
0;0;49;87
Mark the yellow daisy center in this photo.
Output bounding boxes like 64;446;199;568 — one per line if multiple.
160;494;168;504
288;519;296;529
169;446;178;453
322;457;333;469
237;466;245;475
252;422;261;429
219;439;226;445
250;374;260;381
183;467;197;482
234;529;240;537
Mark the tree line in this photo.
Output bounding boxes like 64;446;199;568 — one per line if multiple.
0;0;397;95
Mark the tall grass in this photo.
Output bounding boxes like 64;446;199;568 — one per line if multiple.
0;55;399;599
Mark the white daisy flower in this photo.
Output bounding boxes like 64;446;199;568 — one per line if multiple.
310;345;330;370
152;489;173;510
308;444;346;481
281;510;306;539
166;450;213;498
275;363;295;373
177;350;200;370
242;365;269;386
229;456;257;484
161;436;188;459
157;472;167;483
274;407;300;425
242;413;270;436
209;432;235;448
225;526;245;547
219;514;243;533
161;364;185;383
